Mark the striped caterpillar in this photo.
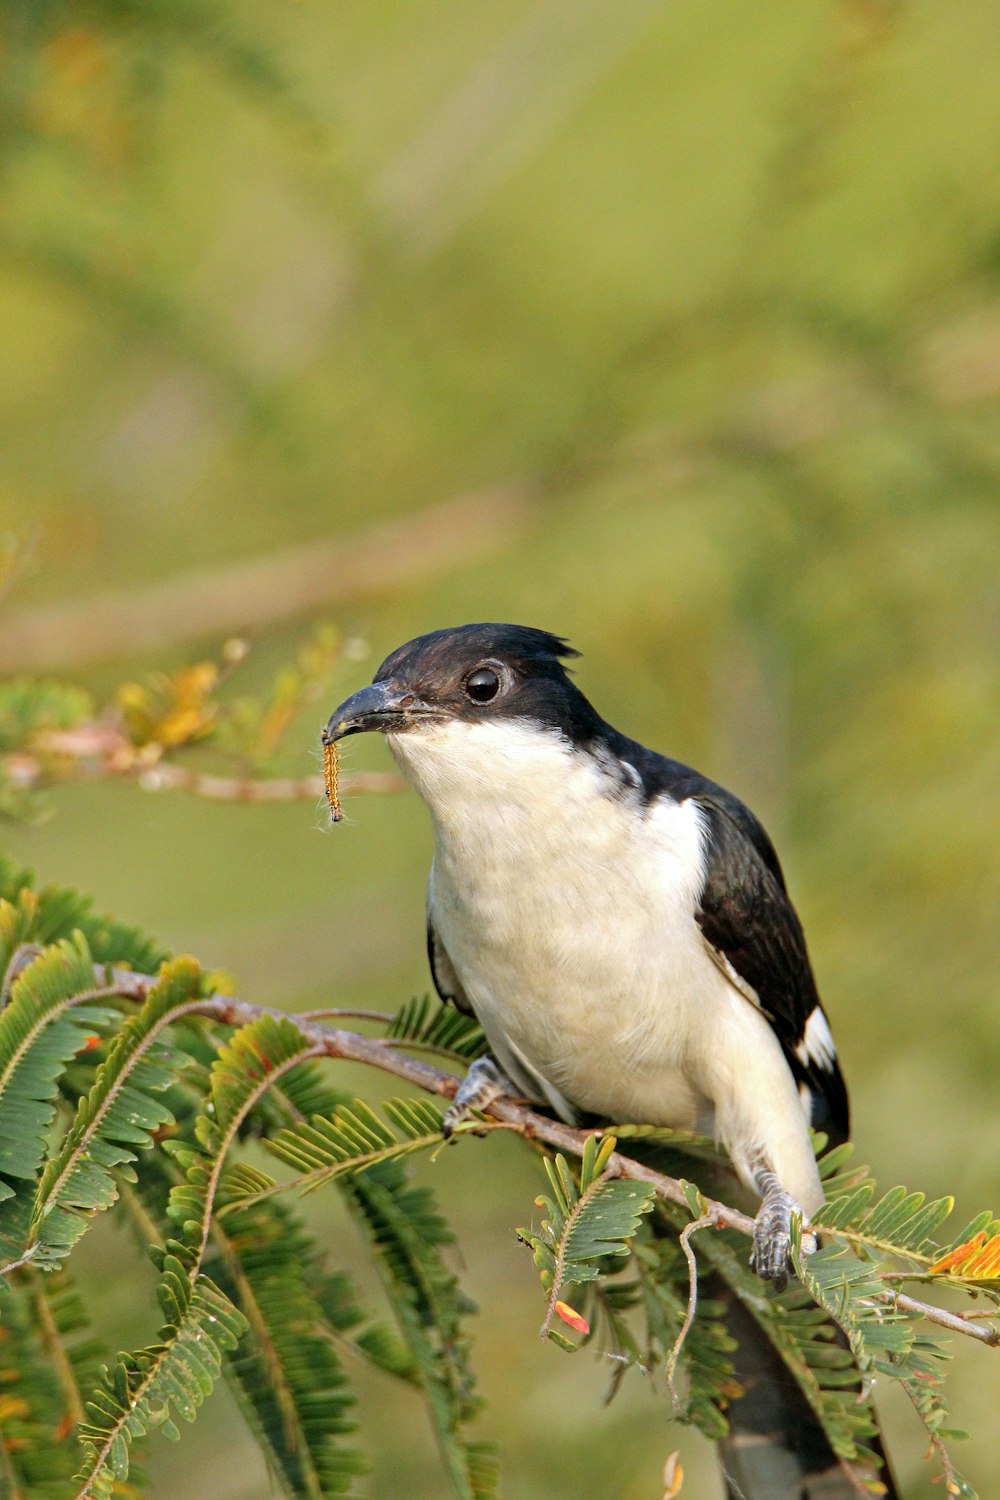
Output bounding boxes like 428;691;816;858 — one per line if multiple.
322;736;343;822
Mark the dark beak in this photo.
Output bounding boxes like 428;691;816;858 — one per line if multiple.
322;681;421;743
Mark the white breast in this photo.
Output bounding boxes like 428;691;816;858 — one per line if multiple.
389;720;718;1126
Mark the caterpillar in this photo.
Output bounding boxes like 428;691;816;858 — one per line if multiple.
322;736;343;822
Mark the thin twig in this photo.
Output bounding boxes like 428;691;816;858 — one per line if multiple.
4;743;404;805
893;1292;999;1343
299;1008;395;1023
0;1245;39;1278
134;765;405;803
901;1380;966;1495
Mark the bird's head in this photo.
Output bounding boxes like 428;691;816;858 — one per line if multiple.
323;624;596;744
323;624;604;801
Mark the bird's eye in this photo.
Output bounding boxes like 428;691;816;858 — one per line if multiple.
464;667;502;704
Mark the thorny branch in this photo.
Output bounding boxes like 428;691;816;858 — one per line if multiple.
93;963;1000;1352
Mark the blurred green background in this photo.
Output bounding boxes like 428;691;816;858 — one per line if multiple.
1;1;999;1495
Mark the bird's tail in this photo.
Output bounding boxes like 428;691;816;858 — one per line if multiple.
709;1273;897;1499
625;1142;898;1500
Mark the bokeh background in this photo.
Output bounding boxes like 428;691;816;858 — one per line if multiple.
2;2;999;1496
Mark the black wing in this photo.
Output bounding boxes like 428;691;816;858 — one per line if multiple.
692;789;850;1145
427;914;474;1015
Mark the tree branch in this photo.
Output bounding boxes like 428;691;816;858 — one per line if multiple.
0;487;534;672
100;965;1000;1350
5;731;405;804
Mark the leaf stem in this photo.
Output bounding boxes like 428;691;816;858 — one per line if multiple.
664;1214;714;1408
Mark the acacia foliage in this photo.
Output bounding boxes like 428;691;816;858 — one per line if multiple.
0;856;997;1500
0;859;494;1500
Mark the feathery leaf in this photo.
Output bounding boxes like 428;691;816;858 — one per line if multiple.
0;1269;110;1496
231;1096;448;1206
74;1267;247;1498
688;1223;882;1465
27;957;202;1267
0;928;120;1267
346;1161;497;1500
387;995;487;1063
209;1200;367;1498
73;1013;325;1496
517;1136;656;1342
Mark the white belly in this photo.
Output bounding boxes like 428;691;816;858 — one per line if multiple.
432;849;720;1130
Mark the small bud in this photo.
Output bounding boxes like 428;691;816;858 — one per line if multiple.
661;1450;684;1498
222;637;249;664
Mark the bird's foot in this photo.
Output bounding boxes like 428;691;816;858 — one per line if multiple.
442;1056;515;1137
750;1169;816;1292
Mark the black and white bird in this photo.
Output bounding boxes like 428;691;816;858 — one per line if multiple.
323;623;849;1287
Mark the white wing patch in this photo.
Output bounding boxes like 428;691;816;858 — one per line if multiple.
796;1006;837;1073
701;938;763;1011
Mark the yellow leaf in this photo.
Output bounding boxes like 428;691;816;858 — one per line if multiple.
156;705;214;748
117;682;149;713
965;1236;1000;1278
929;1229;1000;1279
172;662;219;706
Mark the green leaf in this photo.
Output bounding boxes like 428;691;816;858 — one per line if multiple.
346;1163;497;1500
854;1186;955;1254
0;927;117;1187
0;1268;111;1495
386;996;488;1068
247;1096;447;1204
792;1231;955;1392
164;1012;326;1267
74;1268;247;1497
387;994;488;1062
688;1224;882;1465
0;678;92;756
209;1200;367;1498
813;1182;877;1231
0;927;120;1266
610;1123;727;1167
74;1013;325;1498
27;957;202;1267
517;1144;655;1338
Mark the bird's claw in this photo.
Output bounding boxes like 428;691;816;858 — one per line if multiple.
750;1169;815;1292
442;1056;514;1137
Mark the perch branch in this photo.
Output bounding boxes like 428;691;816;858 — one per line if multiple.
95;964;1000;1349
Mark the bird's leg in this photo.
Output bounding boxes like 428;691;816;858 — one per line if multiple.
442;1055;517;1136
749;1168;817;1292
